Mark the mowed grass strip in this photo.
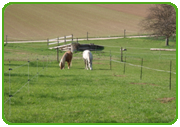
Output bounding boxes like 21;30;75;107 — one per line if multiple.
3;38;176;123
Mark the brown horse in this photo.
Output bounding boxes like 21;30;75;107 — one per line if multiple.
59;51;73;69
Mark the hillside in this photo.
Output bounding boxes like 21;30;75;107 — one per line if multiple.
4;4;152;40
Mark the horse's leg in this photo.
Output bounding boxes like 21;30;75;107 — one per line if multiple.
70;61;72;67
70;58;72;67
84;59;86;69
89;60;92;70
68;62;70;69
86;60;89;70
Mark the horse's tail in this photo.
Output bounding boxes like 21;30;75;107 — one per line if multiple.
59;58;62;67
60;53;66;69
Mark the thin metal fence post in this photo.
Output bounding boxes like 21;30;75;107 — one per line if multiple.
9;61;11;116
121;47;123;62
8;60;12;116
124;56;126;74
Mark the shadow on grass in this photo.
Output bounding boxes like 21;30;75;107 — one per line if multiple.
32;93;105;102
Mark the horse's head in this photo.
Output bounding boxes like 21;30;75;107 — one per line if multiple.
59;62;64;69
89;53;93;70
88;60;93;70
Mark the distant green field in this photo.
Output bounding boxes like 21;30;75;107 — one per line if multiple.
3;37;177;124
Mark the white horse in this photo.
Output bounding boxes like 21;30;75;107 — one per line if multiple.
83;50;93;70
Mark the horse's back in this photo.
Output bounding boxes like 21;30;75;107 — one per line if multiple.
66;51;72;55
83;50;92;60
65;51;72;61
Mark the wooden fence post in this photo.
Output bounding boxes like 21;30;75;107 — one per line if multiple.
57;48;59;63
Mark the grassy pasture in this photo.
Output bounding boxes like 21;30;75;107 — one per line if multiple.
3;38;177;124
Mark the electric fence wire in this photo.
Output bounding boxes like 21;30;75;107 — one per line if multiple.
111;59;176;75
4;62;28;73
4;58;49;105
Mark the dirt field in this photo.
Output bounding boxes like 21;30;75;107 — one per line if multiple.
3;4;152;40
94;4;152;17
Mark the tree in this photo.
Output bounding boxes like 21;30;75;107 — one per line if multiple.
140;4;176;46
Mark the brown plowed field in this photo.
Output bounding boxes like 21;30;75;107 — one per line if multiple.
4;4;153;40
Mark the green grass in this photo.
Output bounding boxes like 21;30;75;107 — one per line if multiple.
3;37;177;124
